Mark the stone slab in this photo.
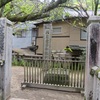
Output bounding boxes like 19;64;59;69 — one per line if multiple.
9;98;28;100
88;16;100;23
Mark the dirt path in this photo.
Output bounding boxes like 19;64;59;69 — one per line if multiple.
11;67;84;100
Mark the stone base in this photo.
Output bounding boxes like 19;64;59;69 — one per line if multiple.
9;98;28;100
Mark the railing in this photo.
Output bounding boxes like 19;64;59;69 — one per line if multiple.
12;54;85;92
90;66;100;100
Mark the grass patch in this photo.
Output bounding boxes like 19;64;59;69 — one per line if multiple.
12;56;26;66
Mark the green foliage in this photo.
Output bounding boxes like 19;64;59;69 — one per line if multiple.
0;0;100;23
95;68;100;80
65;12;71;17
64;47;73;52
3;2;12;16
67;0;92;10
20;4;34;14
12;56;26;66
2;0;46;17
84;96;86;100
45;7;64;21
12;56;19;66
43;68;69;85
52;62;62;68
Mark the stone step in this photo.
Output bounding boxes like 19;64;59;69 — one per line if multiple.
9;98;28;100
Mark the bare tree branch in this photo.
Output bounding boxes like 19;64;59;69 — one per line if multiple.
59;5;81;15
79;4;89;17
42;0;67;13
94;0;99;15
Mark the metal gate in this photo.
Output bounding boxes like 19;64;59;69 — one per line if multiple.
21;56;85;92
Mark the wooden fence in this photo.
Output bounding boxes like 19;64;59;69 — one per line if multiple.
13;55;85;92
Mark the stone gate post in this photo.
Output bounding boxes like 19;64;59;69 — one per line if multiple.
85;16;100;100
0;18;12;100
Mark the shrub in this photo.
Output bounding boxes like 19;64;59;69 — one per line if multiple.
12;56;26;66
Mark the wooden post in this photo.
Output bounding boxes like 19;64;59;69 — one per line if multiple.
85;16;100;100
0;18;12;100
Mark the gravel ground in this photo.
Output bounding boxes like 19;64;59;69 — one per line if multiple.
11;67;84;100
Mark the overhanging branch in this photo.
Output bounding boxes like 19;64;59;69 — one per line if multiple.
59;5;89;17
8;13;50;22
7;0;68;22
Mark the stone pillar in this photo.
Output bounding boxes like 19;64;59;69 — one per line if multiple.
85;16;100;100
43;23;52;60
43;23;52;71
0;18;12;100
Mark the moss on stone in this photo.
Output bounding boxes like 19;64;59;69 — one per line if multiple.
90;67;100;80
95;68;100;79
90;69;95;77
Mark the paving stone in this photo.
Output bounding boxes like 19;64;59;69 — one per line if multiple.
9;98;28;100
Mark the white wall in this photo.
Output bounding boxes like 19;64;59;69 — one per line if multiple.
13;22;36;49
12;30;32;49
